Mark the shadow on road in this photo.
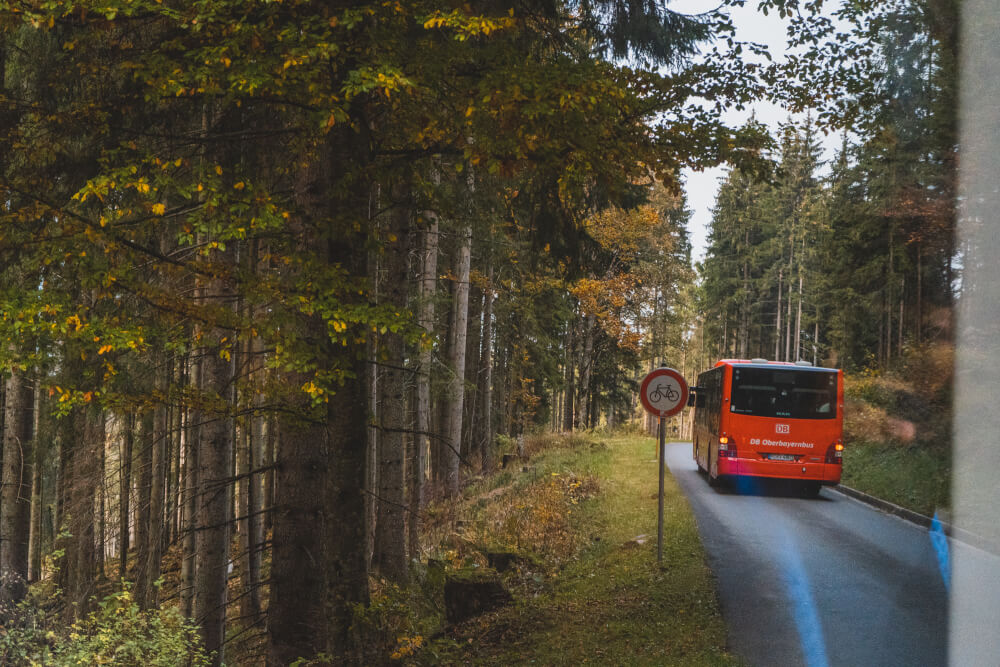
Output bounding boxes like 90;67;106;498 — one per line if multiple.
701;472;835;500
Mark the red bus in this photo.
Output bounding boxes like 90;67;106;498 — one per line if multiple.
691;359;844;496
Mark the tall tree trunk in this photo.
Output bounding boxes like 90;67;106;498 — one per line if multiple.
1;371;33;605
134;411;152;586
741;228;750;358
784;262;793;362
245;336;266;629
784;283;793;362
194;250;237;665
462;283;483;462
794;273;803;362
137;363;168;609
887;229;894;365
28;384;42;582
68;406;101;619
898;278;904;356
97;431;106;579
269;338;370;663
263;414;276;533
722;315;728;360
236;343;254;625
411;209;438;557
168;362;184;546
443;225;472;496
180;349;200;620
814;315;819;366
552;388;560;432
562;324;575;432
576;314;595;430
374;184;409;583
268;133;370;665
432;286;452;486
365;220;379;576
476;268;494;471
118;412;134;585
878;296;885;367
775;268;783;361
164;403;175;550
500;340;514;436
55;405;72;595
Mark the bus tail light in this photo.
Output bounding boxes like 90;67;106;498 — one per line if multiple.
719;435;737;458
826;441;844;464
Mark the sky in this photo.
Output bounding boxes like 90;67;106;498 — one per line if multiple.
667;2;844;262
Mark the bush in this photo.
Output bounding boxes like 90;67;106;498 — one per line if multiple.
0;586;209;667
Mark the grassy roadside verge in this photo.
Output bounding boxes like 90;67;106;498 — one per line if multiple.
839;345;953;518
421;434;737;666
841;440;950;518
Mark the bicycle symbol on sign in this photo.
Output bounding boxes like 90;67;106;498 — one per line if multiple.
650;383;679;403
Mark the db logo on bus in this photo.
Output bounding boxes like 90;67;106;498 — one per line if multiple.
775;424;790;434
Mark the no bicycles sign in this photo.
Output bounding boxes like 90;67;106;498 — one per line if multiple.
639;367;688;418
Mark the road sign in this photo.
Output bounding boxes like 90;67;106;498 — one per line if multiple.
639;367;688;418
640;366;688;565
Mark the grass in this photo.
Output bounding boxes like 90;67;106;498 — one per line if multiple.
840;346;954;518
841;440;951;518
421;434;738;666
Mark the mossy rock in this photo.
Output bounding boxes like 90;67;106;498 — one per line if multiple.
444;567;512;624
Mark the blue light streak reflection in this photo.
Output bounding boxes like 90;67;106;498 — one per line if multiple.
779;528;831;667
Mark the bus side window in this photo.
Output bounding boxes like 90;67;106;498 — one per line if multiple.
696;393;706;408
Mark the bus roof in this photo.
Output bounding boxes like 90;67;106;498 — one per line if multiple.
713;359;838;372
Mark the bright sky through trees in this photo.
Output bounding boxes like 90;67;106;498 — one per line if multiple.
670;1;844;260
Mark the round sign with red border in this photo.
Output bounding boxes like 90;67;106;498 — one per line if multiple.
639;367;689;418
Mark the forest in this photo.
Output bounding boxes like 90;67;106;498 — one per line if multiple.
0;0;958;665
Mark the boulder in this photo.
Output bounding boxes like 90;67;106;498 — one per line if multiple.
444;567;512;624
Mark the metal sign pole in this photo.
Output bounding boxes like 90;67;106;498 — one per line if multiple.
657;414;665;563
638;365;686;567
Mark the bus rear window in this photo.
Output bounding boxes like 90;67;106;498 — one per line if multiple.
729;368;837;419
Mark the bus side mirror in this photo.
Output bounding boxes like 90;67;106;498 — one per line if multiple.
687;393;696;407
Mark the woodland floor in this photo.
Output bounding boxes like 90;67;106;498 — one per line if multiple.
414;434;740;666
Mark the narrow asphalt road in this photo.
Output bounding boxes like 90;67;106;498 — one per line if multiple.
665;442;949;667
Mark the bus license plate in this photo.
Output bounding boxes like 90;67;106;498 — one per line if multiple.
767;454;795;462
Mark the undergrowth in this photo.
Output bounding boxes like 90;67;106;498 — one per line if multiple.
843;342;953;516
0;578;208;667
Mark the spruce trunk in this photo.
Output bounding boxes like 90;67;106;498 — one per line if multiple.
1;371;33;605
194;262;236;665
412;214;437;538
443;225;471;496
374;184;409;583
476;269;494;471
